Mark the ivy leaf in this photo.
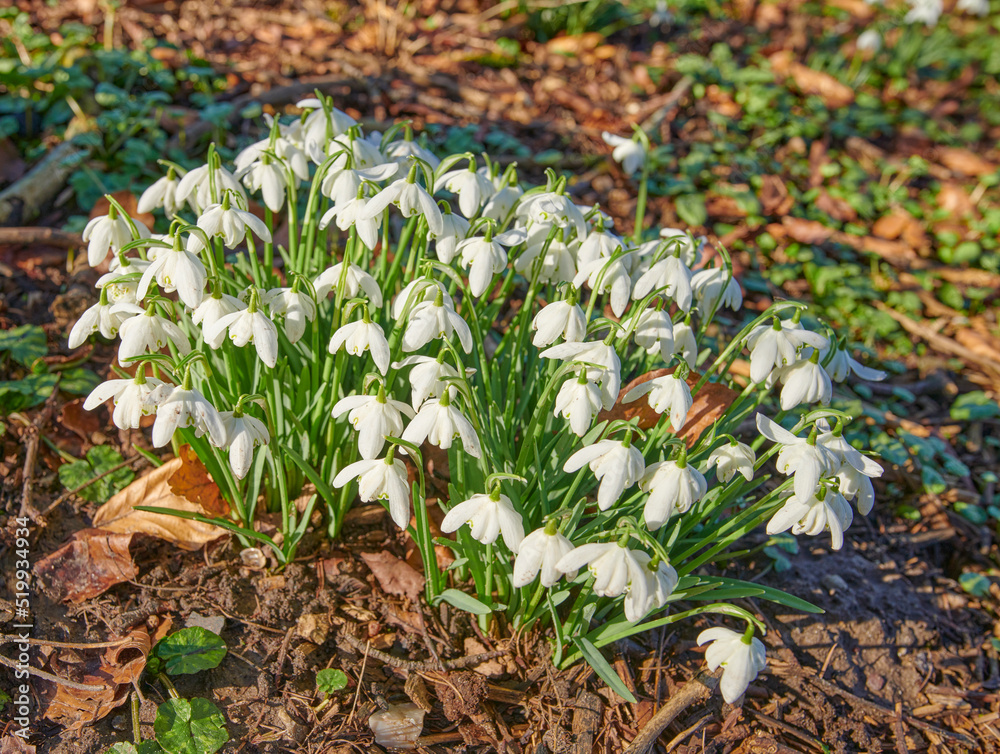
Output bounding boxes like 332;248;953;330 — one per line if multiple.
154;627;227;675
675;194;708;227
0;324;46;366
316;668;349;694
58;446;134;503
153;698;228;754
950;391;1000;421
959;571;991;598
59;367;102;395
0;373;58;411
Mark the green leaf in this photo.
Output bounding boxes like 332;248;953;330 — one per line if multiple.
959;571;991;598
316;668;348;694
698;576;824;614
951;391;1000;421
0;373;57;411
59;367;102;395
574;637;637;703
58;446;134;503
434;588;493;615
954;502;988;525
675;194;708;227
154;627;227;675
106;744;138;754
0;324;46;366
153;698;228;754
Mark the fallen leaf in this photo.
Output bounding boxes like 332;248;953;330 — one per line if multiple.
815;190;857;223
89;191;155;232
759;175;794;216
769;51;855;109
34;530;138;604
58;398;102;440
935;147;996;177
39;628;150;732
92;455;226;550
361;551;425;602
781;216;834;244
936;182;976;216
955;330;1000;365
872;210;910;240
168;446;229;517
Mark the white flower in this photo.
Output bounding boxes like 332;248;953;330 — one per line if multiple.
138;172;182;215
238;158;288;212
778;351;833;410
83;212;150;268
563;438;645;511
191;292;244;333
746;318;828;384
650;559;679;609
115;304;191;362
438;167;495;218
319;195;384;250
262;288;316;344
554;374;604;437
512;526;577;587
836;466;876;515
457;228;525;297
314;263;383;306
514;228;578;284
83;373;163;430
329;317;390;374
401;395;482;457
393;354;469;409
333;390;414;460
98;255;148;302
430;212;471;264
191;200;272;251
383;138;440;170
517;191;587;239
821;344;886;383
541;341;621;410
68;295;133;348
816;421;883;483
574;255;633;318
441;492;524;552
360;174;444;235
219;411;270;479
659;228;703;267
333;456;411;530
856;29;881;52
531;299;587;348
555;542;652;621
321;162;398;209
601;132;646;176
137;243;207;308
905;0;943;25
299;99;358;162
174;164;245;210
482;180;523;222
206;305;280;368
757;415;839;501
767;487;854;550
957;0;988;14
708;441;755;483
148;383;227;448
673;320;698;368
577;227;624;268
391;277;450;319
632;308;675;362
639;458;707;529
691;267;742;315
632;254;693;312
624;373;692;432
402;296;473;354
697;627;767;704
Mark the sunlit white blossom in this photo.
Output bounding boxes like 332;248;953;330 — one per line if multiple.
563;438;645;511
441;492;524;552
698;627;767;704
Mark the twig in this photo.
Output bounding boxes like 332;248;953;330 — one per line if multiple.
0;653;106;692
623;669;720;754
19;383;59;520
639;75;694;134
0;634;133;650
39;454;147;517
273;626;295;687
339;630;508;672
0;227;84;247
0;142;92;225
665;713;712;752
750;710;827;751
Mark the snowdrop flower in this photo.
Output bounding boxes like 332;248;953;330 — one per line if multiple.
430;211;471;264
402;291;473;354
816;420;883;489
190;194;272;251
856;29;881;53
115;303;191;362
518;191;587;239
391;277;451;319
673;319;698;369
624;373;692;432
360;165;444;235
83;209;150;268
601;132;646;176
401;393;482;457
136;239;207;308
206;293;279;368
83;371;163;430
393;354;470;409
697;627;767;704
541;341;621;410
68;289;133;348
778;350;832;410
148;381;227;448
563;437;645;511
633;254;693;312
174;163;245;210
298;98;357;163
708;440;756;483
757;415;839;500
457;227;526;297
237;155;288;211
262;287;316;344
905;0;943;25
650;558;679;608
328;309;390;374
218;410;270;479
837;466;876;516
633;307;675;362
383;137;440;170
441;491;524;552
659;228;703;267
957;0;989;14
513;523;577;587
138;169;182;215
98;256;148;303
333;387;414;460
556;542;652;621
438;165;495;218
821;342;886;383
577;225;624;268
555;372;604;437
574;254;633;318
482;177;523;221
691;267;742;316
321;162;398;210
191;291;244;333
531;298;587;347
767;486;854;550
514;228;578;284
314;262;383;307
746;317;828;384
639;453;707;529
333;454;410;529
234;128;310;183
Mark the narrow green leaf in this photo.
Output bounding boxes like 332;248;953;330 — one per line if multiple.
574;637;637;704
434;588;493;615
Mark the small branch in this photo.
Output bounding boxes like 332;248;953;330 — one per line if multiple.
0;634;133;650
623;669;720;754
0;142;92;226
19;382;59;521
339;631;508;672
0;227;84;248
0;653;106;693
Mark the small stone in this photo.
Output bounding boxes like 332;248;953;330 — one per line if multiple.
186;612;225;635
296;613;330;644
240;547;267;569
821;574;849;592
369;703;426;750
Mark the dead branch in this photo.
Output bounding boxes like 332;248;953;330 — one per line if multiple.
0;142;92;226
0;227;84;247
623;669;720;754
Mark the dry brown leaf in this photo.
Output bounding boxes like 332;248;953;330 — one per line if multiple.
769;51;855;109
815;190;857;223
39;628;150;732
169;445;229;517
89;191;154;232
872;210;910;240
935;147;996;177
362;551;425;602
781;216;834;244
92;455;226;550
759;175;794;216
955;330;1000;365
34;530;137;604
936;182;976;216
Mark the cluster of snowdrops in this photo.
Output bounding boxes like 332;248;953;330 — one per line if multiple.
71;97;886;703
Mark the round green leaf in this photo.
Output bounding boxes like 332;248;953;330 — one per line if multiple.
154;698;228;754
316;668;348;694
154;627;227;675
